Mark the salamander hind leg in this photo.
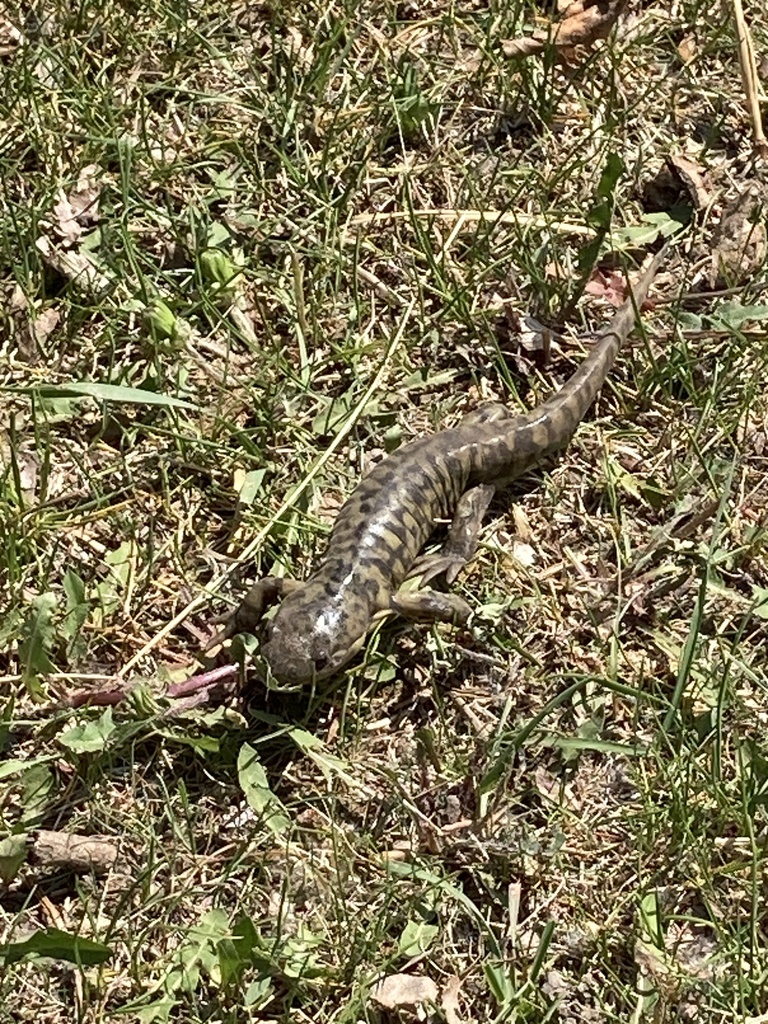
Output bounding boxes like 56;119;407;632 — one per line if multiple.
460;403;514;426
410;483;496;585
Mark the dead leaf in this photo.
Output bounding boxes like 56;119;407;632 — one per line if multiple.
503;0;629;59
31;307;61;345
0;15;23;56
635;938;675;987
709;181;768;288
583;262;660;312
0;437;39;502
542;968;572;1000
50;164;102;243
584;268;630;306
512;504;532;543
380;848;409;863
284;26;314;71
511;540;536;567
517;315;552;358
441;975;463;1024
677;33;697;65
666;154;711;210
70;164;101;222
534;766;560;801
52;193;83;243
35;236;112;295
667;921;717;980
10;284;28;312
372;973;439;1009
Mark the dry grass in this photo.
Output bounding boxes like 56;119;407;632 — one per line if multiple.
2;0;768;1021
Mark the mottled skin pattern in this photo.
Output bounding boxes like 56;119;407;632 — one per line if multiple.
231;250;665;686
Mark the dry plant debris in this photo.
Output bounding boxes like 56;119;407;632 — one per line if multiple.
1;0;768;1021
503;0;630;59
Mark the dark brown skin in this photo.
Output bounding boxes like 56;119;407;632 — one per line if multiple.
230;249;666;687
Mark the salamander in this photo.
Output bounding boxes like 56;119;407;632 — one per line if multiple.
224;248;666;687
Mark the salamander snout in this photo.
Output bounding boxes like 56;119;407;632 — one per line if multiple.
260;579;372;686
260;631;348;687
261;610;351;687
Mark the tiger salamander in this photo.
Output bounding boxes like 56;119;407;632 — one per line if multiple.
225;248;665;687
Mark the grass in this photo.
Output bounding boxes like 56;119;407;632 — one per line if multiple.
2;0;768;1020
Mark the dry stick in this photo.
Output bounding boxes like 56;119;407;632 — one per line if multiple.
69;664;239;709
348;208;593;236
166;663;238;698
732;0;768;159
120;299;416;676
31;830;120;876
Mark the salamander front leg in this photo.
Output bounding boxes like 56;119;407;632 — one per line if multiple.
207;576;301;648
390;587;472;625
410;483;496;585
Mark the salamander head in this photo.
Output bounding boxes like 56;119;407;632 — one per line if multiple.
261;586;369;688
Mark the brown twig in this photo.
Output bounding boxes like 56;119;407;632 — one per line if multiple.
31;830;120;875
732;0;768;159
68;662;239;710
